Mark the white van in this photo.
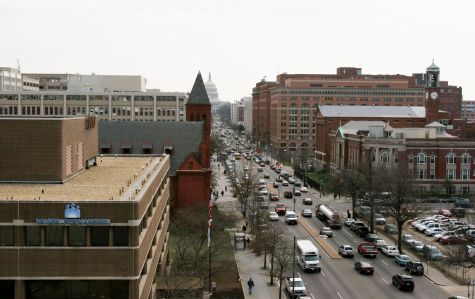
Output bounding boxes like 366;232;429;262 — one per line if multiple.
296;240;321;272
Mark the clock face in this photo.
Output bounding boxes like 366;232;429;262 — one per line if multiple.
430;91;439;100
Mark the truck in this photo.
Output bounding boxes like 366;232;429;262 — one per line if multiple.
316;204;342;229
296;240;321;272
285;277;307;298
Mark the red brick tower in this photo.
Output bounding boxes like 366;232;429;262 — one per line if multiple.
186;72;212;168
425;61;441;124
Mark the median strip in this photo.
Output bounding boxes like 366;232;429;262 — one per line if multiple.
298;217;341;259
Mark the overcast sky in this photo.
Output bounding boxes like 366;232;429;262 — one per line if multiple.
1;0;474;101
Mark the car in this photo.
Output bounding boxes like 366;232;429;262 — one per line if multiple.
285;211;298;225
405;261;424;275
411;240;424;252
269;193;279;201
373;239;387;250
294;190;301;197
300;187;308;193
440;235;466;245
260;162;266;167
381;245;400;257
402;234;414;245
259;188;268;195
357;227;370;238
276;176;283;182
303;197;312;205
434;231;456;242
357;242;378;258
448;296;469;299
365;233;380;243
294;181;302;187
275;168;282;174
320;227;333;238
344;218;355;227
273;182;279;188
374;214;386;225
425;227;445;236
439;209;452;218
338;245;355;258
284;191;293;199
285;277;307;298
392;274;415;291
394;254;411;266
275;204;287;215
301;208;313;217
384;224;398;234
288;177;296;184
264;173;270;179
257;167;263;172
351;221;365;232
269;211;279;221
282;180;289;186
466;229;475;240
354;261;374;275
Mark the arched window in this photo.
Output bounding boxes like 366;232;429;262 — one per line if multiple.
461;153;470;164
447;152;456;164
417;153;426;164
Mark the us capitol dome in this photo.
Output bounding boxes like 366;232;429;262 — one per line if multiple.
204;72;220;103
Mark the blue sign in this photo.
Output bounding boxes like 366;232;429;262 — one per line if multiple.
65;203;81;219
36;203;110;225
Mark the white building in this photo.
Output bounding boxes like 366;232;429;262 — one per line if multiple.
0;67;22;91
204;73;220;103
243;97;253;136
230;98;245;126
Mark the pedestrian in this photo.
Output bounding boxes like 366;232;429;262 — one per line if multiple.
242;225;247;232
247;278;255;295
347;209;351;219
221;190;224;197
225;186;228;192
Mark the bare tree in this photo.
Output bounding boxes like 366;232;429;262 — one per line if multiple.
328;167;367;220
262;224;285;285
273;239;294;299
443;244;474;283
380;167;422;253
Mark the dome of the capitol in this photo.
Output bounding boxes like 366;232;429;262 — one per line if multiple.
204;72;220;103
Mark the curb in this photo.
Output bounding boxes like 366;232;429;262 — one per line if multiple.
423;273;448;286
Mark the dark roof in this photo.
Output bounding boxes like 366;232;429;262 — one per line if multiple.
99;121;204;176
187;72;210;105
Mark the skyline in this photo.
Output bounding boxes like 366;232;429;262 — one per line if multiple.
1;0;474;101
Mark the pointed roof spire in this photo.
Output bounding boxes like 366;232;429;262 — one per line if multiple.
188;72;210;105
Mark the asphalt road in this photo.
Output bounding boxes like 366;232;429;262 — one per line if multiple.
250;160;452;299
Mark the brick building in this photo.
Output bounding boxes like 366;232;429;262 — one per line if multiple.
252;63;462;156
329;120;475;194
99;72;212;209
0;117;170;299
462;100;475;121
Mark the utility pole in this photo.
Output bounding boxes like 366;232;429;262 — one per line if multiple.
292;236;296;298
369;150;374;233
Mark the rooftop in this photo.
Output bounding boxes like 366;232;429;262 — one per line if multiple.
0;156;165;202
319;105;426;118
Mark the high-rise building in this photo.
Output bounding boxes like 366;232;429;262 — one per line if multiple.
462;100;475;122
243;97;253;136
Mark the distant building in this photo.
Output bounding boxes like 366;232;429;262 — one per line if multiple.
204;72;220;103
462;100;475;121
230;98;245;126
243;97;253;136
0;116;170;299
0;67;22;91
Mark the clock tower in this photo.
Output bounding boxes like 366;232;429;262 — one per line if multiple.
425;61;441;124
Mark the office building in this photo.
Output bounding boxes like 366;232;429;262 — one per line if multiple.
462;100;475;121
0;67;23;91
0;116;170;299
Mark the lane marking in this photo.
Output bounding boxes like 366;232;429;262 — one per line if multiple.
343;230;352;237
337;291;343;299
311;294;316;299
381;260;388;266
381;277;389;284
321;271;326;277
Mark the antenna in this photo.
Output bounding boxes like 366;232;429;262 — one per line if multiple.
16;59;21;72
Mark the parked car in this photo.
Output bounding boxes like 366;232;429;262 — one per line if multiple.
381;245;400;257
411;240;424;252
385;224;398;234
338;245;355;258
275;204;287;215
423;245;445;260
402;234;414;245
374;214;386;225
440;235;465;245
355;261;374;275
434;231;456;242
405;261;424;275
373;239;387;250
425;227;445;237
394;254;411;266
320;227;333;238
344;218;355;226
268;211;279;221
301;209;312;218
439;209;452;218
392;274;415;291
303;198;312;205
300;187;308;193
365;233;380;243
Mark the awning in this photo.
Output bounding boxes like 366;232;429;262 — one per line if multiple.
121;143;132;149
100;142;111;149
142;141;153;149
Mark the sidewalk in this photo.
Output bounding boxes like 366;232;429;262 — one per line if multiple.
212;155;281;299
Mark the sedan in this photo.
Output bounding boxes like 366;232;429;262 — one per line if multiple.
392;274;415;292
301;208;313;218
303;198;312;205
268;211;279;221
381;245;400;257
354;261;374;275
259;189;268;195
395;255;411;266
281;180;289;186
273;182;279;188
344;218;356;227
425;227;445;237
320;227;333;238
300;187;309;193
264;173;270;179
411;240;424;252
434;231;456;242
402;234;414;245
338;245;355;258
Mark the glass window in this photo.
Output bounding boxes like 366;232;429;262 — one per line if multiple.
0;226;14;246
46;226;63;246
113;227;129;246
417;153;426;164
447;153;456;164
68;226;86;246
447;169;455;180
25;226;41;246
91;227;109;246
